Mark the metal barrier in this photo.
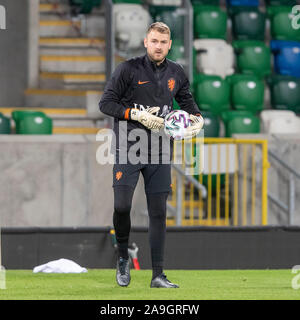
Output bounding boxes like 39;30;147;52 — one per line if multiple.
268;150;300;226
167;138;270;227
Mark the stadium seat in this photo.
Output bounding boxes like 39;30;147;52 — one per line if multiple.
193;74;230;115
149;6;183;40
268;6;300;42
18;114;53;135
193;5;227;40
70;0;101;14
233;40;271;77
226;0;259;6
194;39;235;78
266;75;300;113
271;40;300;78
265;0;297;5
173;99;180;110
191;0;220;5
0;113;11;134
201;111;220;137
113;0;142;3
167;39;185;63
221;110;260;137
114;4;152;50
260;110;300;133
12;110;46;134
229;6;266;41
227;74;264;113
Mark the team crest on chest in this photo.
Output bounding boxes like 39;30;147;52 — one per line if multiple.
116;171;123;181
168;78;175;92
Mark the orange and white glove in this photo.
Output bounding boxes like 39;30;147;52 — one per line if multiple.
184;114;204;139
129;107;164;130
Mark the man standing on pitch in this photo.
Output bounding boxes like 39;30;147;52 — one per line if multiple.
99;22;203;288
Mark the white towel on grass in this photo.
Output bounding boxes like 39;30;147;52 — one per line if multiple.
33;258;87;274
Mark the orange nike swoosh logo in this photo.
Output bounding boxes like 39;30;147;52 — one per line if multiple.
138;81;150;85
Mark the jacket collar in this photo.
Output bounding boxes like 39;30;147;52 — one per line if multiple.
145;54;168;71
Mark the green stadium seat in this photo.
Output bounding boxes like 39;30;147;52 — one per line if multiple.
191;0;220;5
265;0;297;6
221;110;260;137
201;174;225;193
193;5;227;39
12;110;46;134
229;7;266;41
70;0;101;14
193;74;230;115
150;6;184;40
12;110;52;134
113;0;142;3
19;115;53;135
201;111;220;137
167;39;184;63
233;40;271;77
268;6;300;41
227;74;264;113
173;99;180;110
267;75;300;113
0;113;11;134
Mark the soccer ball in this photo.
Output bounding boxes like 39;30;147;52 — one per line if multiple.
164;110;191;140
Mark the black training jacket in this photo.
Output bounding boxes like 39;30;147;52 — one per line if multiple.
98;54;201;160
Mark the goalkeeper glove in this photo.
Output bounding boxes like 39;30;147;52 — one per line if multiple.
128;107;164;131
184;114;204;139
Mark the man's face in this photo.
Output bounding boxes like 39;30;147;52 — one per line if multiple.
144;30;172;64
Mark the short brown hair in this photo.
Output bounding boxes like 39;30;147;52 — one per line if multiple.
147;22;171;37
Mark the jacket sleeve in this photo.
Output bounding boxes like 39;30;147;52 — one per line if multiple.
99;61;132;119
174;67;202;116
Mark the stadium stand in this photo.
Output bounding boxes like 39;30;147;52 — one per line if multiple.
200;111;220;137
267;5;300;41
221;110;260;137
194;39;235;78
233;40;271;77
193;5;228;39
267;75;300;112
70;0;102;14
114;3;152;50
260;110;300;134
227;74;265;113
193;74;230;115
12;110;52;134
271;40;300;77
0;113;11;134
229;6;266;41
226;0;259;6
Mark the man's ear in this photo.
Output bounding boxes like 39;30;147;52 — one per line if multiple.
144;37;148;49
168;39;172;50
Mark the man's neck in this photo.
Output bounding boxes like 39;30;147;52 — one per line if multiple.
147;54;165;66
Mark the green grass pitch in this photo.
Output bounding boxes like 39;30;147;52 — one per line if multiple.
0;269;298;300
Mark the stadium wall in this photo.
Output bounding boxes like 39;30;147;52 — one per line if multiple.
2;226;300;270
0;134;299;228
0;0;32;106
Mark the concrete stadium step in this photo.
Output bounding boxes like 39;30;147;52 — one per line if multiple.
39;46;104;56
40;55;105;73
39;20;82;37
39;72;106;90
39;3;69;14
0;107;88;119
52;127;101;134
0;107;106;133
39;16;105;38
24;89;103;117
39;37;104;48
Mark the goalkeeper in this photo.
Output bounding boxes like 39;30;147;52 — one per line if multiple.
99;22;203;288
